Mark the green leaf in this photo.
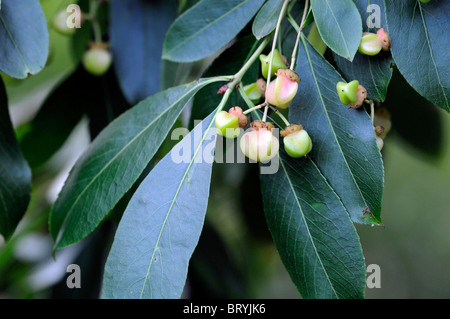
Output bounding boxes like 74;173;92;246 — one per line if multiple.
333;0;393;102
102;110;218;299
49;77;227;250
384;0;449;112
0;0;49;79
162;0;265;62
110;0;178;104
260;131;366;299
0;79;31;240
310;0;362;61
252;0;285;40
290;34;384;225
385;69;444;158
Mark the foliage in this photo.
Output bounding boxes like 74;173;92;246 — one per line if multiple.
0;0;448;299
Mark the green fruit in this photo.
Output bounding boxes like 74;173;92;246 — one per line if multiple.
82;48;112;76
243;83;262;104
259;49;287;79
283;129;312;158
419;0;430;3
52;10;76;36
336;80;359;105
215;111;240;138
358;33;382;56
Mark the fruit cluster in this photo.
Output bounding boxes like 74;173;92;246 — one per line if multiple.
216;33;391;162
52;6;112;76
215;49;312;162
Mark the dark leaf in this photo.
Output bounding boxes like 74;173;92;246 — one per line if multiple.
385;0;450;111
102;110;218;298
0;79;31;240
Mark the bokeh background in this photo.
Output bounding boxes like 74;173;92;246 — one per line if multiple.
0;0;449;299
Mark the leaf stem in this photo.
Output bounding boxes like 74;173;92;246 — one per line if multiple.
231;37;271;88
89;0;102;43
290;0;309;71
263;0;291;122
268;106;291;127
365;99;375;122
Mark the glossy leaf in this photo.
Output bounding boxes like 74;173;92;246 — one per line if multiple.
385;69;444;158
110;0;178;104
162;0;265;62
290;34;384;225
0;79;31;240
49;77;227;250
252;0;284;40
102;110;218;299
260;130;366;299
310;0;362;61
333;0;393;102
385;0;449;112
0;0;49;79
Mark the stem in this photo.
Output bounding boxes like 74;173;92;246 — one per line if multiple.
287;13;299;32
290;0;309;71
90;0;102;43
367;99;375;122
214;37;271;114
231;37;271;87
263;0;290;122
269;106;290;126
243;103;267;115
239;84;290;126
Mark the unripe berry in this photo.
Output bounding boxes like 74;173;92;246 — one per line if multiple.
52;10;77;36
82;45;112;76
281;124;312;158
336;80;360;105
419;0;430;3
215;110;240;138
243;83;262;104
228;106;248;128
240;121;279;162
376;28;391;51
358;32;382;56
265;69;300;109
259;49;287;79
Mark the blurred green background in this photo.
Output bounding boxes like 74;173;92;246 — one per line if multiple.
0;0;449;299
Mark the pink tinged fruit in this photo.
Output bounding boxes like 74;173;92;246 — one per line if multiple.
266;69;300;109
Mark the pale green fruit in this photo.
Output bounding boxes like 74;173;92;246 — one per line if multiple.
215;111;240;138
358;33;382;56
336;80;359;105
82;48;112;76
259;49;287;79
244;83;262;104
52;10;77;36
283;129;312;158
